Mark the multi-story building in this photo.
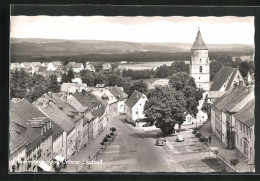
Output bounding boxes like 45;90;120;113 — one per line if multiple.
234;99;255;164
10;99;54;172
125;90;147;127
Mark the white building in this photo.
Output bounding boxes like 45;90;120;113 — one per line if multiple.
125;90;147;127
234;99;255;165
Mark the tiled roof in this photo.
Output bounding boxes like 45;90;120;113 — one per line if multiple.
43;93;84;124
234;99;255;127
125;90;145;108
208;91;226;99
61;83;87;92
9;99;47;149
92;89;118;105
212;85;253;113
148;79;169;89
9;128;26;155
210;66;238;91
191;29;208;50
107;87;128;101
73;91;94;108
37;102;75;133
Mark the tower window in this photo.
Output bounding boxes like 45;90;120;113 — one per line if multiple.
199;66;203;73
199;77;200;80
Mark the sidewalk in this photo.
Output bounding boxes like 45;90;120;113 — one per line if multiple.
199;121;254;172
62;121;112;172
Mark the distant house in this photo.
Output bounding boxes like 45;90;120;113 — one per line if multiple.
67;62;84;73
148;79;169;89
85;62;95;72
71;74;82;84
125;90;147;127
102;63;112;71
207;66;245;113
107;86;128;114
10;63;21;70
47;61;62;71
91;87;118;118
234;98;255;165
61;83;87;93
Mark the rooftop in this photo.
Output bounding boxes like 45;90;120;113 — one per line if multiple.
234;99;255;127
210;66;239;91
125;90;145;108
191;28;208;50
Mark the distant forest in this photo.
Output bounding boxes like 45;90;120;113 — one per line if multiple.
11;51;253;63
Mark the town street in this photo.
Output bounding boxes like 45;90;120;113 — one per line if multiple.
79;115;222;172
79;114;183;172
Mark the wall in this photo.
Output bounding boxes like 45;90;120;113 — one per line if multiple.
131;96;147;121
67;128;76;159
108;102;118;118
9;146;26;172
92;116;99;139
215;109;222;140
221;111;227;147
52;132;64;158
210;108;216;133
83;123;89;147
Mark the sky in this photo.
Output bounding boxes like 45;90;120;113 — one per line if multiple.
10;16;254;44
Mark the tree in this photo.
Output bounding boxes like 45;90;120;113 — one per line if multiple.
239;61;255;78
155;64;174;78
107;73;125;86
111;63;119;70
61;73;69;83
171;61;189;73
169;72;203;131
128;80;148;96
80;70;95;86
67;68;75;82
94;73;108;85
10;69;29;99
144;86;187;136
48;74;61;93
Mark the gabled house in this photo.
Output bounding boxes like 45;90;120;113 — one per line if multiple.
125;90;147;127
102;63;112;71
61;83;87;93
208;66;245;104
107;86;128;114
85;62;95;72
10;99;54;172
91;87;118;118
33;97;76;160
67;62;84;73
234;99;255;165
47;61;62;71
71;74;83;84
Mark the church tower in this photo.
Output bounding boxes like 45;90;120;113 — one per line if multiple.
190;28;210;92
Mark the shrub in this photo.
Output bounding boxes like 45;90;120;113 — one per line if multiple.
199;137;207;143
230;159;239;167
192;130;197;134
103;137;108;142
100;142;104;146
195;132;202;138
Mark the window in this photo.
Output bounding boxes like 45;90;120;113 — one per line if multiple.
199;66;202;73
246;127;248;136
250;128;252;138
237;134;238;144
240;138;242;147
199;77;200;80
240;122;242;131
243;124;245;134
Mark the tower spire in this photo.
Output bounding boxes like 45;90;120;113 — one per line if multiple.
191;28;208;50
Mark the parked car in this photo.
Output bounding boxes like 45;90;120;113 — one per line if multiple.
176;135;184;142
156;138;166;146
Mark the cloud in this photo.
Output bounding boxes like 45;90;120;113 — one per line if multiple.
10;16;254;44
